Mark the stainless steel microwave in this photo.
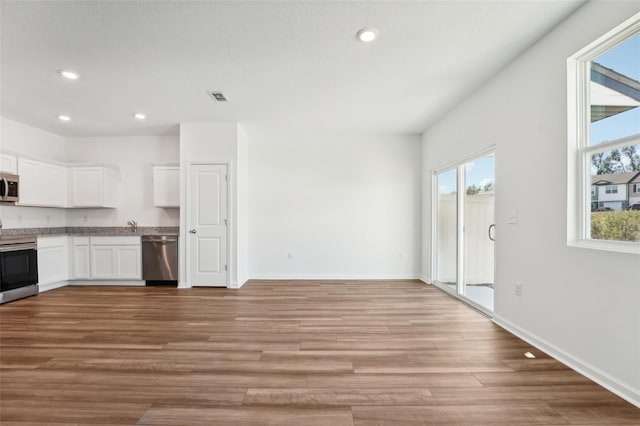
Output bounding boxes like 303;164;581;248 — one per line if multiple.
0;173;19;202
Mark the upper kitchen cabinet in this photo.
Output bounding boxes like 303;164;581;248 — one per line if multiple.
69;166;119;208
0;153;17;174
17;157;68;207
153;165;179;208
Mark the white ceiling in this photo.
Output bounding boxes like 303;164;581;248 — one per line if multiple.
0;1;585;137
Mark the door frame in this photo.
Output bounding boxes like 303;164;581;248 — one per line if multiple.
431;145;495;316
184;161;231;288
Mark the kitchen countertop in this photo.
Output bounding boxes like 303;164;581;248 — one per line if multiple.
0;226;179;237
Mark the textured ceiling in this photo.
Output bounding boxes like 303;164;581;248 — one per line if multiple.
0;1;585;137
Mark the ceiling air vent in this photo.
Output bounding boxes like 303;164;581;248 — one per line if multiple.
207;91;228;102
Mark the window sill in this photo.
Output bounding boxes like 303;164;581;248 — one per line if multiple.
568;238;640;255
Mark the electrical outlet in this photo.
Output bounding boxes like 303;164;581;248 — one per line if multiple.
287;251;293;260
515;281;523;297
83;215;89;223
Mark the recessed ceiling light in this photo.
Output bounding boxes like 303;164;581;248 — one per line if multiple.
133;113;146;120
58;115;71;121
59;70;79;80
356;27;379;43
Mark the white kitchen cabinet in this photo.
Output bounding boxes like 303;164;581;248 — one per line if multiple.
41;162;68;206
0;153;17;174
16;158;67;207
90;246;116;279
82;236;141;280
71;237;91;279
153;166;180;207
37;236;69;291
69;166;118;208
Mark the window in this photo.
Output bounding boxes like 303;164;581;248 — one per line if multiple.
591;187;596;196
568;12;640;253
633;183;640;193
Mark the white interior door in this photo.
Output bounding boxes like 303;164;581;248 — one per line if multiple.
188;164;228;287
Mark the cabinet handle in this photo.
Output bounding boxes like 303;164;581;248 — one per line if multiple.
189;229;197;234
1;177;7;200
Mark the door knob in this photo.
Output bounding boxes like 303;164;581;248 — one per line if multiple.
189;229;197;234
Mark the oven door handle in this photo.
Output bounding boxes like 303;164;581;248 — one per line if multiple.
0;243;37;253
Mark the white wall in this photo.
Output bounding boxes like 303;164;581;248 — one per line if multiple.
421;1;640;406
0;117;68;228
65;136;179;227
249;133;421;279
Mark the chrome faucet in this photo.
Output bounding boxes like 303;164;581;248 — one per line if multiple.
127;219;137;233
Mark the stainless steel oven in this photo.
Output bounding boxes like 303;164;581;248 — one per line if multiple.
0;172;19;203
0;236;39;304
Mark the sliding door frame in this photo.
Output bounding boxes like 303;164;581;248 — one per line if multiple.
431;145;495;316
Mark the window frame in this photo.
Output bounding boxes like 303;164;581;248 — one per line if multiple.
567;12;640;254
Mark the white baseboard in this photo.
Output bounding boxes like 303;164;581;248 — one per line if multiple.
493;314;640;409
177;281;191;289
68;280;145;286
38;281;68;293
418;276;432;284
234;279;248;289
248;274;422;281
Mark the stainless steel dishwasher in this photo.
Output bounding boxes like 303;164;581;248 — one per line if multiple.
142;235;178;282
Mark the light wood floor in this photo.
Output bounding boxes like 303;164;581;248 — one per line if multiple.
1;280;638;425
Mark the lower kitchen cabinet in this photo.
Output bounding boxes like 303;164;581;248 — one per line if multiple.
71;236;141;281
71;237;91;279
37;236;69;291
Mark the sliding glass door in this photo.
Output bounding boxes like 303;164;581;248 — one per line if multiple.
433;152;495;314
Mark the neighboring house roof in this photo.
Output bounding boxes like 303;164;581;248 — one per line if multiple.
591;171;640;185
591;62;640;122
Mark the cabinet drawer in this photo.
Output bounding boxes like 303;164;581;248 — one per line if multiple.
37;236;67;249
72;236;90;245
90;236;140;246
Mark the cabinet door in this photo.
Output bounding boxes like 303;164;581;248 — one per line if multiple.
0;153;17;174
72;245;91;279
41;163;68;207
71;167;103;207
16;158;42;205
116;246;141;279
37;237;69;285
153;166;179;207
91;246;116;279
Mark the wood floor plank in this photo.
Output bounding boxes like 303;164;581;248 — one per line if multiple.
307;373;483;388
430;384;631;406
351;404;570;425
244;387;436;406
136;405;354;426
0;400;149;424
1;281;638;425
1;383;247;406
473;370;593;387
